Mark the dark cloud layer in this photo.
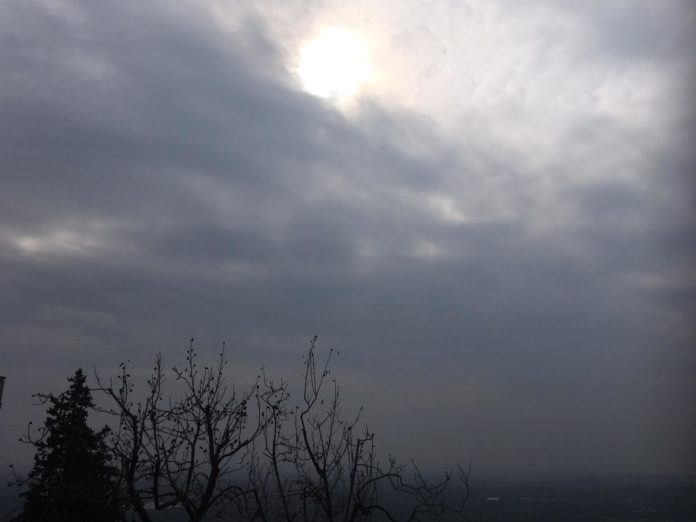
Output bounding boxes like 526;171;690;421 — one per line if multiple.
1;0;694;476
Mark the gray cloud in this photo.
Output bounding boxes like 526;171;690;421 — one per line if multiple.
0;0;694;476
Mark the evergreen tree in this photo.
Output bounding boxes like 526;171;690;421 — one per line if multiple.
17;369;122;522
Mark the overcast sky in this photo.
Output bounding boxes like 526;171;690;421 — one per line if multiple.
1;0;694;477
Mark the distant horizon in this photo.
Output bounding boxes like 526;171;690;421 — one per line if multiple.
2;471;695;522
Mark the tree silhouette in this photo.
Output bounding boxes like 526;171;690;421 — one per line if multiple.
95;341;286;522
15;369;121;522
235;337;471;521
97;339;470;521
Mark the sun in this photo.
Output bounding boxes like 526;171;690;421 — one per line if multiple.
296;27;372;102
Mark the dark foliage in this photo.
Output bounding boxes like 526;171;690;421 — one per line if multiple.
14;369;121;522
13;340;470;521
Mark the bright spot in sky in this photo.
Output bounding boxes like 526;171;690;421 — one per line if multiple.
296;27;372;101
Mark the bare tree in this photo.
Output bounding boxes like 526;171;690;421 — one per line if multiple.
95;340;286;522
233;337;471;522
95;337;470;521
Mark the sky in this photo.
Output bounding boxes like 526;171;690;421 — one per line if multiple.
0;0;694;477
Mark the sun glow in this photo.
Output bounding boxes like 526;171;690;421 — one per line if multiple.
296;27;372;102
